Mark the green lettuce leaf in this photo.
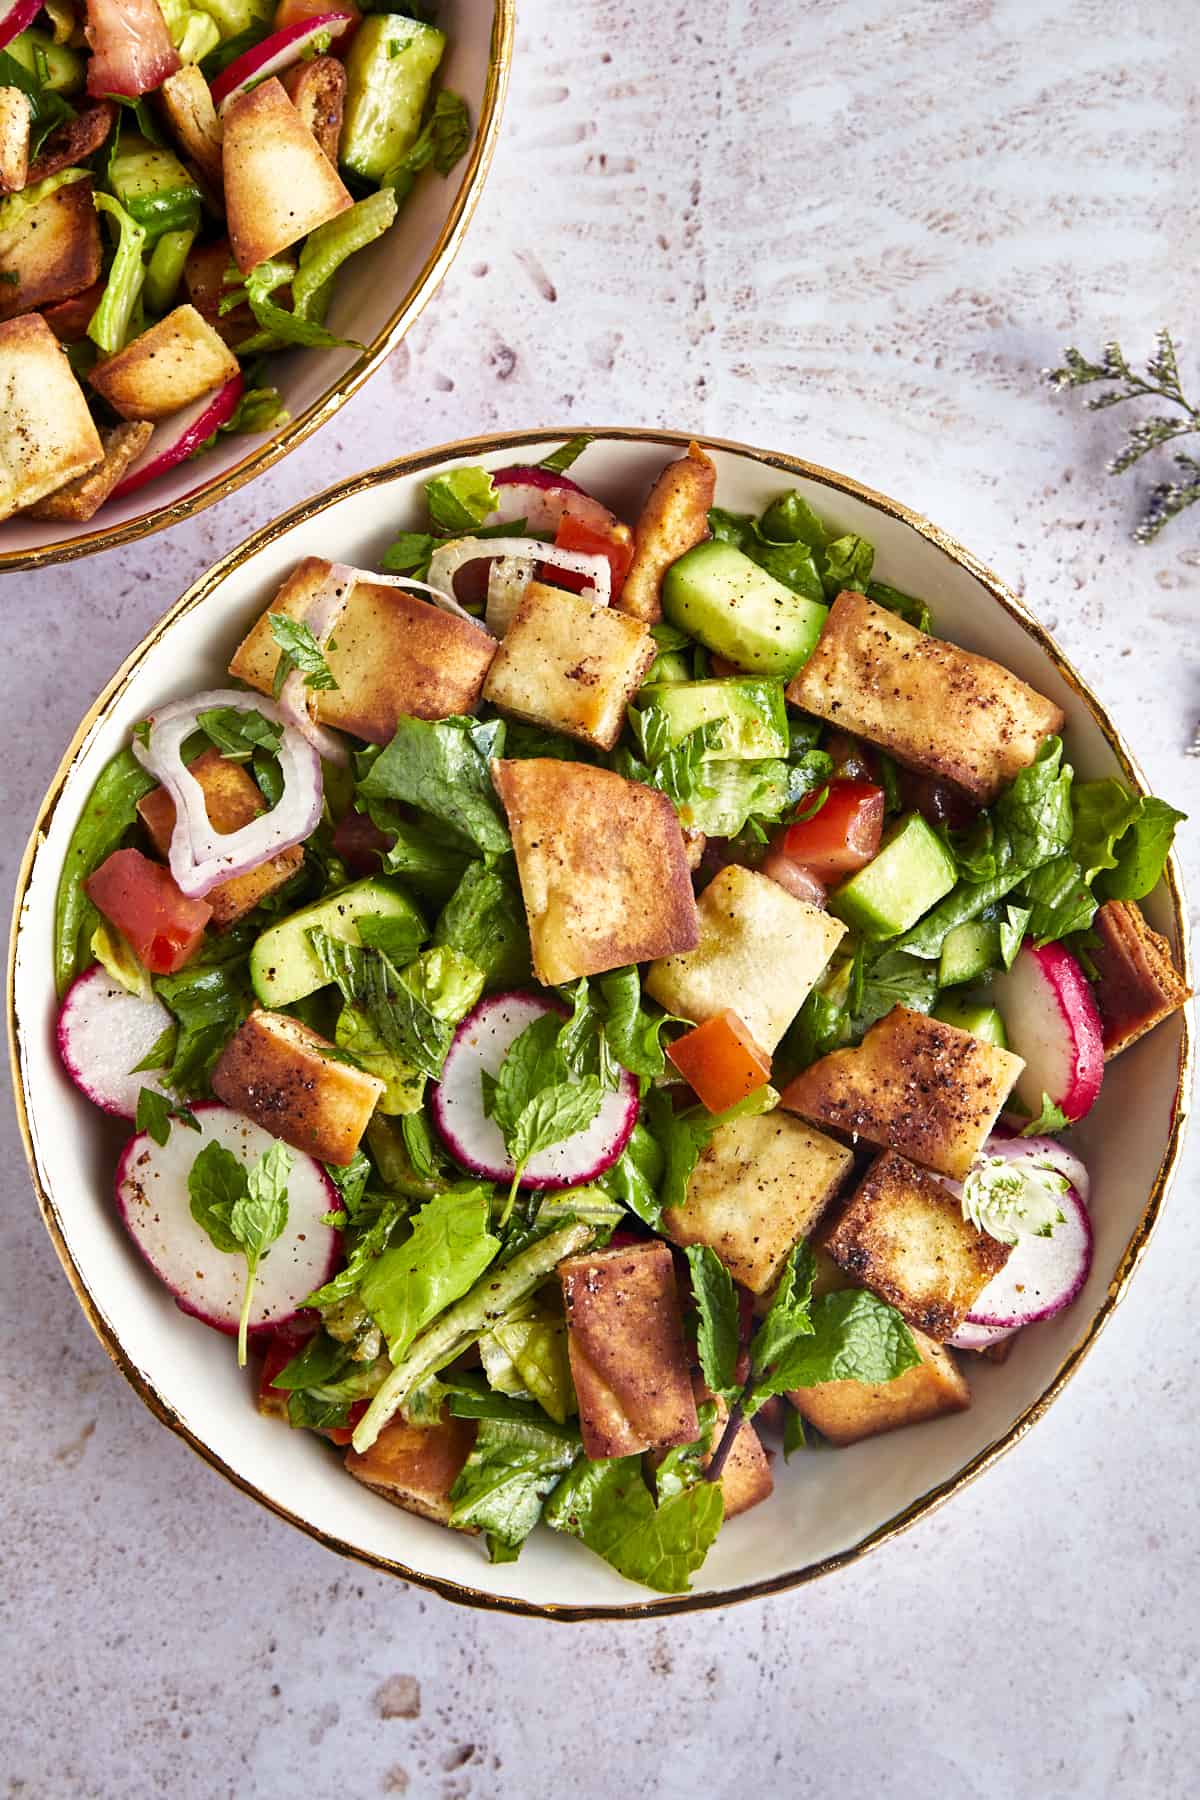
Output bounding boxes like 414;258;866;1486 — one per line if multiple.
434;862;530;988
359;1186;500;1361
1101;796;1186;901
543;1453;725;1593
425;465;499;533
357;716;511;855
292;188;398;322
88;191;147;355
54;747;156;997
448;1404;580;1559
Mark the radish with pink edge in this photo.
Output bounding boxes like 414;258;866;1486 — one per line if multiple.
431;992;639;1190
111;374;245;503
115;1103;341;1342
949;1318;1017;1353
991;939;1105;1123
965;1179;1092;1329
57;964;174;1119
0;0;41;52
211;14;357;112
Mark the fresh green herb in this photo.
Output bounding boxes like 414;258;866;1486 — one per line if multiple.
434;862;531;989
782;1407;807;1458
304;1193;409;1311
599;1123;663;1229
381;531;436;577
152;961;250;1096
653;1402;720;1503
359;1187;500;1361
357;716;511;856
998;904;1032;969
187;1139;292;1364
268;612;339;696
384;90;472;200
850;946;939;1034
484;1009;606;1220
135;1086;199;1147
54;748;156;997
623;710;721;809
961;1153;1067;1246
325;1149;372;1217
1018;855;1096;942
0;48;74;155
1019;1094;1072;1137
685;1246;740;1407
356;910;428;967
1044;331;1200;542
400;1110;440;1180
647;1085;778;1218
539;435;593;475
449;1405;581;1560
196;705;283;763
130;1023;178;1075
867;580;933;633
543;1451;725;1594
424;465;499;534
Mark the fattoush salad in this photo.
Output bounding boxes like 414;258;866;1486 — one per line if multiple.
0;0;466;524
53;440;1190;1594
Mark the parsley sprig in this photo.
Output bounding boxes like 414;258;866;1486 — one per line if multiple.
1044;330;1200;542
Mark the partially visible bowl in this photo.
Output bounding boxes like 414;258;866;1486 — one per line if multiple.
8;430;1192;1618
0;2;514;572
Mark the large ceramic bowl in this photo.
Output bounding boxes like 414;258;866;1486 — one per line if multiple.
0;3;513;572
8;431;1192;1618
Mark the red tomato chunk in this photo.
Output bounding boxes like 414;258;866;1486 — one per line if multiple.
776;779;885;883
551;514;635;600
666;1009;772;1113
86;848;212;974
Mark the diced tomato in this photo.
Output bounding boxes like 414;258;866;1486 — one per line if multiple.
332;808;390;875
550;514;635;600
85;0;181;98
327;1399;369;1446
666;1009;772;1114
274;0;361;50
898;767;979;833
776;779;885;883
761;848;826;908
41;282;106;343
85;848;212;974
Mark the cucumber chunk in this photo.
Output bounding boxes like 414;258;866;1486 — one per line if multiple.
662;541;828;678
341;16;446;186
938;919;1001;987
828;812;957;939
932;996;1009;1048
638;677;789;761
250;878;425;1008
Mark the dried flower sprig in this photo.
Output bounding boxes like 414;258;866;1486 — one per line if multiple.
1043;330;1200;543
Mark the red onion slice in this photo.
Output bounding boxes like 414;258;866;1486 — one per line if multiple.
485;467;619;537
133;690;323;898
427;536;612;622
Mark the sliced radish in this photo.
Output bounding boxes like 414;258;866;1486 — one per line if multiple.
211;13;356;112
976;1131;1090;1205
115;1103;341;1337
965;1180;1092;1329
484;464;622;537
0;0;41;53
431;992;639;1189
110;374;245;503
949;1318;1016;1352
991;940;1104;1123
57;964;174;1119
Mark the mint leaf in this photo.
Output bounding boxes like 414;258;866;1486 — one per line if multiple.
685;1246;740;1402
230;1141;291;1363
355;909;427;967
449;1408;580;1556
509;1078;605;1169
136;1086;199;1146
647;1085;778;1216
543;1454;725;1594
196;705;283;764
782;1407;807;1459
600;1122;664;1229
359;1187;500;1361
744;1242;818;1413
765;1288;920;1394
268;612;338;693
486;1012;567;1140
424;465;499;533
434;863;530;989
187;1139;247;1253
304;1193;408;1310
1020;1093;1071;1136
381;530;436;577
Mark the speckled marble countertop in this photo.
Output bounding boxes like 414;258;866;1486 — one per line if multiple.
3;3;1198;1795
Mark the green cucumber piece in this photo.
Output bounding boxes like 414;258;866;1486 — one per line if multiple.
6;30;84;95
678;759;790;838
250;877;425;1008
828;813;957;939
144;227;196;315
938;919;1001;987
108;137;202;245
932;996;1009;1048
639;677;788;761
662;540;828;678
341;16;446;186
643;649;691;685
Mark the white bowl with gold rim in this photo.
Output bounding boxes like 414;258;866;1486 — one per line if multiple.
7;430;1192;1618
0;3;514;573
